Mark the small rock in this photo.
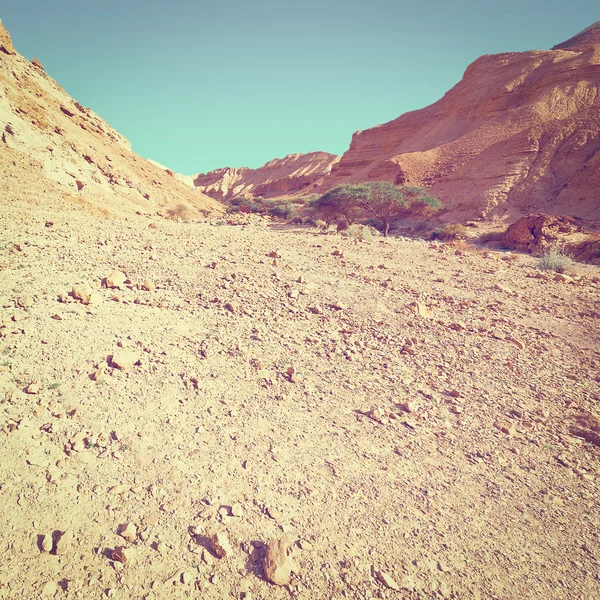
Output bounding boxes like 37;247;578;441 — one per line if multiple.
181;572;194;585
263;535;297;586
55;530;73;555
118;522;137;543
41;581;58;597
40;535;53;553
494;421;516;436
505;336;524;350
224;302;238;314
401;400;419;413
105;271;127;289
141;280;155;292
231;503;244;517
25;382;40;395
110;350;140;370
72;284;93;305
376;570;400;591
210;532;233;558
494;283;513;294
112;546;136;564
15;295;33;309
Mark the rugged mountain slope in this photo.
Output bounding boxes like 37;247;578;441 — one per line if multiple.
0;20;220;217
194;151;340;200
322;22;600;221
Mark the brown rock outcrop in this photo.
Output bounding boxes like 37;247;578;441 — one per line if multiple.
0;19;16;55
501;213;600;264
501;214;580;255
322;22;600;221
0;21;221;217
194;152;340;200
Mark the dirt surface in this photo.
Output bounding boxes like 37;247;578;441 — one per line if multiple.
1;203;600;600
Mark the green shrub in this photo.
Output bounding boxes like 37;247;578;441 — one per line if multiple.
340;223;380;241
538;249;575;273
268;203;297;220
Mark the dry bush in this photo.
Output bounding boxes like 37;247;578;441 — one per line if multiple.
538;249;575;273
477;230;505;243
435;223;468;240
166;203;192;222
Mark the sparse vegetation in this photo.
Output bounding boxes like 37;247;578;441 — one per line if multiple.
538;248;575;273
433;223;468;240
267;202;297;221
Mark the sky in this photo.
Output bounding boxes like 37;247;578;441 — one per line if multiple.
2;1;598;175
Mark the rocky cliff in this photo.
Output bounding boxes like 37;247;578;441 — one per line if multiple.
194;152;340;200
0;20;220;216
322;22;600;221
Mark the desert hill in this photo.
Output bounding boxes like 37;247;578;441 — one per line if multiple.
0;20;220;218
321;22;600;221
194;152;340;201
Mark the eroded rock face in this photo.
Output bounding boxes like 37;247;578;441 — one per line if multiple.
321;22;600;221
194;152;340;200
0;20;16;55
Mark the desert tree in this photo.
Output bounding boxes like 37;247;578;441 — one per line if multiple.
312;182;441;236
310;184;367;227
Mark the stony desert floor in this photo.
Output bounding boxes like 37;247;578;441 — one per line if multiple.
1;202;600;600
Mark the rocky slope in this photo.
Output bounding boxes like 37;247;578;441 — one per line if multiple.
194;152;340;200
0;20;220;217
322;22;600;221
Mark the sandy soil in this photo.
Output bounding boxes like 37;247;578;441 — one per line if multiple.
1;204;599;600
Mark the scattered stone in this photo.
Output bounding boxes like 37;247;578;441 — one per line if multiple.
494;283;513;294
105;270;127;289
412;301;433;319
110;350;140;370
263;535;297;586
15;295;33;309
376;570;400;591
118;522;137;543
55;530;74;555
224;302;238;314
210;532;233;558
91;369;104;381
40;534;53;553
112;546;136;564
505;336;525;350
181;572;194;585
72;284;92;304
494;421;517;436
41;581;58;597
401;400;419;413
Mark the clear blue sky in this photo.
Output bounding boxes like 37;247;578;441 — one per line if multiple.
2;1;598;174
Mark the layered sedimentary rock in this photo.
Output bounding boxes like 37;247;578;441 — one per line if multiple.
0;20;220;216
194;152;340;200
322;22;600;220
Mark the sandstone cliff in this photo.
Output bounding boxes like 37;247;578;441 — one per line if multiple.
0;20;220;216
322;22;600;221
194;152;340;200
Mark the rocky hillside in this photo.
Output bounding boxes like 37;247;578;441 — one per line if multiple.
0;20;220;217
194;152;340;200
322;22;600;221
